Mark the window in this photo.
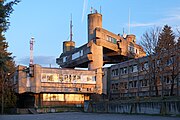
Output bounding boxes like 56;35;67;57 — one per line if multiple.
112;69;119;76
129;81;133;88
72;50;84;60
115;83;118;90
128;43;134;53
124;67;127;74
63;56;67;62
43;94;64;101
135;49;139;54
140;80;148;87
115;69;118;76
120;68;123;74
72;52;79;60
124;83;127;89
133;65;138;72
120;67;128;74
134;81;137;88
80;50;83;56
144;62;149;70
129;66;133;73
107;35;117;44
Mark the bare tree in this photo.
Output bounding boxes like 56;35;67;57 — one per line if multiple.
141;27;161;55
140;27;161;97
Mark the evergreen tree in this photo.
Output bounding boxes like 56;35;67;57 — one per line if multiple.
0;0;20;114
156;25;178;96
156;25;175;53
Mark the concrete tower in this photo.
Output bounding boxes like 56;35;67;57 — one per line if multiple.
87;10;103;94
63;14;75;53
88;11;102;42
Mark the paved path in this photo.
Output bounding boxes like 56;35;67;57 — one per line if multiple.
0;112;179;120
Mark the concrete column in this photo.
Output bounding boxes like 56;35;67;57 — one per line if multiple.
88;42;103;94
33;64;42;93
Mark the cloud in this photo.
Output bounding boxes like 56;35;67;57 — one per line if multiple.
131;7;180;28
130;23;155;27
17;56;58;67
82;0;88;22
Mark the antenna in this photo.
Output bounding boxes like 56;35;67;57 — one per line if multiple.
30;37;35;65
100;6;101;14
90;7;93;13
70;14;73;41
128;8;131;34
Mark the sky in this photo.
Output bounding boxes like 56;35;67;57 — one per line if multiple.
5;0;180;67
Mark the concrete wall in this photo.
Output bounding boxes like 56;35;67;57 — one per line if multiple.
87;100;180;115
16;64;96;94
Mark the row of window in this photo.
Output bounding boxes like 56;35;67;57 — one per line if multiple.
63;50;84;62
111;79;148;90
43;94;85;101
111;75;176;90
106;35;117;44
111;63;148;76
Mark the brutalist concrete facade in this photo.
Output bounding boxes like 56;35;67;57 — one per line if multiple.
14;64;96;108
56;11;146;94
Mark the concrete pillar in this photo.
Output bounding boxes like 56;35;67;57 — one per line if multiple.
33;64;42;93
88;42;103;94
88;13;102;42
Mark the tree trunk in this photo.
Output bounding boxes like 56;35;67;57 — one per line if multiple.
154;78;159;96
170;80;174;96
1;73;4;114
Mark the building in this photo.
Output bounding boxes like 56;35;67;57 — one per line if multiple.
106;46;180;100
56;10;146;94
14;10;147;109
14;64;96;108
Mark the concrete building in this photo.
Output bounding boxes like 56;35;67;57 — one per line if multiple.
14;11;147;110
56;10;146;94
14;64;96;108
106;46;180;100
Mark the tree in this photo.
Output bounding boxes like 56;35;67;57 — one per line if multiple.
141;27;161;55
156;25;178;96
140;27;161;97
141;25;179;97
0;0;20;114
156;25;175;53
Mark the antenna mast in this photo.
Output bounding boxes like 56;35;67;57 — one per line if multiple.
30;37;35;65
70;14;73;41
128;8;131;34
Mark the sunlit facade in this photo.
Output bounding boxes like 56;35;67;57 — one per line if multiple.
14;64;96;108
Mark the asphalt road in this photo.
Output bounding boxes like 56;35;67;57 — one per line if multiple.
0;112;179;120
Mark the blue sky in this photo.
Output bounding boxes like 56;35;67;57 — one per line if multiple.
5;0;180;67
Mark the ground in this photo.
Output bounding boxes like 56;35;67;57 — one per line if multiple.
0;112;179;120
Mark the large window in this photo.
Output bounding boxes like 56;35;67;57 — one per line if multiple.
41;73;96;84
72;50;84;60
43;94;64;101
43;94;85;102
